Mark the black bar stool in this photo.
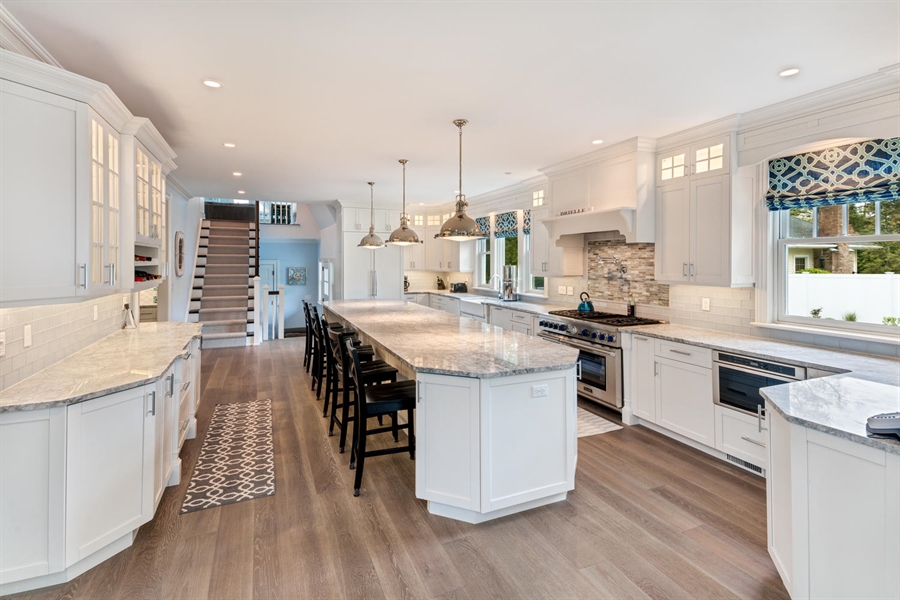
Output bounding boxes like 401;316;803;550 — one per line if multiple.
345;338;416;497
327;326;399;452
302;301;313;372
308;306;343;397
321;318;376;418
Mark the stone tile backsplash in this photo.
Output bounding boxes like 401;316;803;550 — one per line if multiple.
587;240;669;307
0;294;128;392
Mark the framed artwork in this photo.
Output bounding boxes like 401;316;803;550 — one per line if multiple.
287;267;307;286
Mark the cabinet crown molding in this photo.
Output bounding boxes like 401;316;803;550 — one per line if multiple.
654;115;740;153
0;48;134;132
126;117;177;172
0;5;61;68
538;136;657;178
466;174;549;215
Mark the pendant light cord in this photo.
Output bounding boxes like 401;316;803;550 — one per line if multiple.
458;123;463;201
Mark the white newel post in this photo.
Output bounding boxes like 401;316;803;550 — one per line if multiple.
253;277;261;345
278;284;285;339
262;284;269;342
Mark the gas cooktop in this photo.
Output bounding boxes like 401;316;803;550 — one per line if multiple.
547;310;661;327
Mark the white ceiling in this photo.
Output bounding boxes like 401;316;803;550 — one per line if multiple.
5;1;899;207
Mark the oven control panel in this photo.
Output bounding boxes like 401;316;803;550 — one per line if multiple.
538;320;618;346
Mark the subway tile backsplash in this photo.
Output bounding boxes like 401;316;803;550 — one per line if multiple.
0;294;128;392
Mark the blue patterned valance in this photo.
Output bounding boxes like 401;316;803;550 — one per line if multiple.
494;211;518;238
523;209;531;235
475;216;490;236
766;138;900;211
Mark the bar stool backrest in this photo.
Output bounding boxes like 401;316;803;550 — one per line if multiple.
345;338;368;408
326;324;351;376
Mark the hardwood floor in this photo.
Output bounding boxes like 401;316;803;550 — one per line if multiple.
12;339;789;599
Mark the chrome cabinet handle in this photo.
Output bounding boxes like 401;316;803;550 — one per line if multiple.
741;436;766;448
166;374;174;397
576;361;582;380
654;360;658;376
148;391;156;416
683;263;687;278
669;349;692;356
634;335;648;341
80;263;88;288
111;263;116;286
758;405;767;433
689;263;694;278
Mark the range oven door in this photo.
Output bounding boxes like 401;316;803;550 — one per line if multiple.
539;332;622;409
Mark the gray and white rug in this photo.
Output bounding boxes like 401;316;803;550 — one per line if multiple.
577;407;623;438
181;399;275;514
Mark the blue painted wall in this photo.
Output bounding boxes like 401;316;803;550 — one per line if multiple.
259;239;319;329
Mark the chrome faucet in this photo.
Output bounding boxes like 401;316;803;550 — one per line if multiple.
597;257;627;281
487;274;503;295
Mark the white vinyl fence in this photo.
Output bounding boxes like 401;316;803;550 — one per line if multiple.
788;272;900;323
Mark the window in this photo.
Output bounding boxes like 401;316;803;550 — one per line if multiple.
475;216;491;287
770;138;900;332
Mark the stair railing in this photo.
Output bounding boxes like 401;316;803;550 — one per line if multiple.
253;276;262;345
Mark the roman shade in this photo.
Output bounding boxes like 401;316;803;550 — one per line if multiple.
523;209;531;235
494;211;518;238
765;137;900;211
475;216;490;235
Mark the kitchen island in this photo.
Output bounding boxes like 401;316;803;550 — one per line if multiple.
323;300;580;524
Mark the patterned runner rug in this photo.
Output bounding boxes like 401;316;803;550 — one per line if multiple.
181;399;275;514
577;407;623;438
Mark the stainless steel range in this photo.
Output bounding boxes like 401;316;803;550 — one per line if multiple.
538;310;662;410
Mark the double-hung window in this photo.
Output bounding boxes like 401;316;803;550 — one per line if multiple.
770;138;900;332
475;216;492;287
523;209;544;293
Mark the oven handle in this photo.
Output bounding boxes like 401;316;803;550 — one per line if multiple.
538;332;618;357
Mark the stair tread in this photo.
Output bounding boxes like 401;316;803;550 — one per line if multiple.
202;331;249;340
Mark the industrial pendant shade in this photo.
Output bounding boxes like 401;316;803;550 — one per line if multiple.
436;119;486;241
387;159;420;246
358;182;384;249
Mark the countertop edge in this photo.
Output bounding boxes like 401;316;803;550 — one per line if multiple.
0;328;202;413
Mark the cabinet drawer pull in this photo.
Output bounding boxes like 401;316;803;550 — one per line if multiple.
682;263;687;278
634;335;649;341
181;380;191;393
148;391;156;416
669;349;692;356
740;436;766;448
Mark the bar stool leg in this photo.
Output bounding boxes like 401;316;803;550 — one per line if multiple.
407;407;415;460
338;382;352;452
353;417;367;497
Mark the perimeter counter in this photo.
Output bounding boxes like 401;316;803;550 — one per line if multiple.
323;300;580;524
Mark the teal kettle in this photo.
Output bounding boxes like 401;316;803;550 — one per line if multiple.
577;292;594;313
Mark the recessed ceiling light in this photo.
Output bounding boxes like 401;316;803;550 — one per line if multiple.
223;142;236;148
592;139;604;145
202;79;223;88
232;172;242;177
237;190;245;194
779;68;800;77
419;202;425;206
504;171;512;175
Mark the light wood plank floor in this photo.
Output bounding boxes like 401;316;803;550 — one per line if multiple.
12;339;789;599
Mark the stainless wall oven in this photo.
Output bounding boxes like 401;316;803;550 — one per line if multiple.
713;351;805;416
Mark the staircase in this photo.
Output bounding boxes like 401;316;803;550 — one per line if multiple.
188;219;257;348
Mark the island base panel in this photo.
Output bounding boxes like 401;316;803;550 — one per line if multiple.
427;492;568;524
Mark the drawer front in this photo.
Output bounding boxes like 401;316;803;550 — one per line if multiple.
178;389;191;442
510;310;531;324
714;405;766;468
655;339;712;368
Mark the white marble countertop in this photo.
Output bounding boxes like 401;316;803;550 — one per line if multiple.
323;300;578;378
621;323;900;454
0;322;202;412
761;377;900;455
405;289;573;317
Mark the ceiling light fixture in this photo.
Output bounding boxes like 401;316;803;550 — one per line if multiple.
436;119;486;241
223;142;236;148
779;68;800;77
358;182;384;249
232;172;242;176
387;159;420;246
202;79;223;88
237;190;245;194
592;139;604;145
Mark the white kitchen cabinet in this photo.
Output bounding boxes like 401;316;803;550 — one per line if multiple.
430;294;460;316
340;236;403;300
416;293;430;306
423;226;443;271
153;366;176;509
767;405;900;599
0;407;66;585
714;405;766;469
654;356;714;447
630;334;656;422
655;135;749;287
444;240;475;273
488;305;512;330
529;207;584;277
403;241;425;270
341;207;366;232
376;209;402;234
65;385;156;566
89;112;122;293
510;322;532;336
0;79;89;304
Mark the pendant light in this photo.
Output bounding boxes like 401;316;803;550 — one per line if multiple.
436;119;486;241
358;182;384;249
387;159;420;245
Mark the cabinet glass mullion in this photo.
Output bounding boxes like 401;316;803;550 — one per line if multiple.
90;119;105;285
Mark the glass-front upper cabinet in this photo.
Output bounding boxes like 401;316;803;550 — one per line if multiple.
657;136;730;186
135;143;166;247
90;113;121;292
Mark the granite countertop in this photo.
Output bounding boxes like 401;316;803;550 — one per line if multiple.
323;300;578;378
761;377;900;455
622;323;900;454
0;322;202;412
404;290;572;317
